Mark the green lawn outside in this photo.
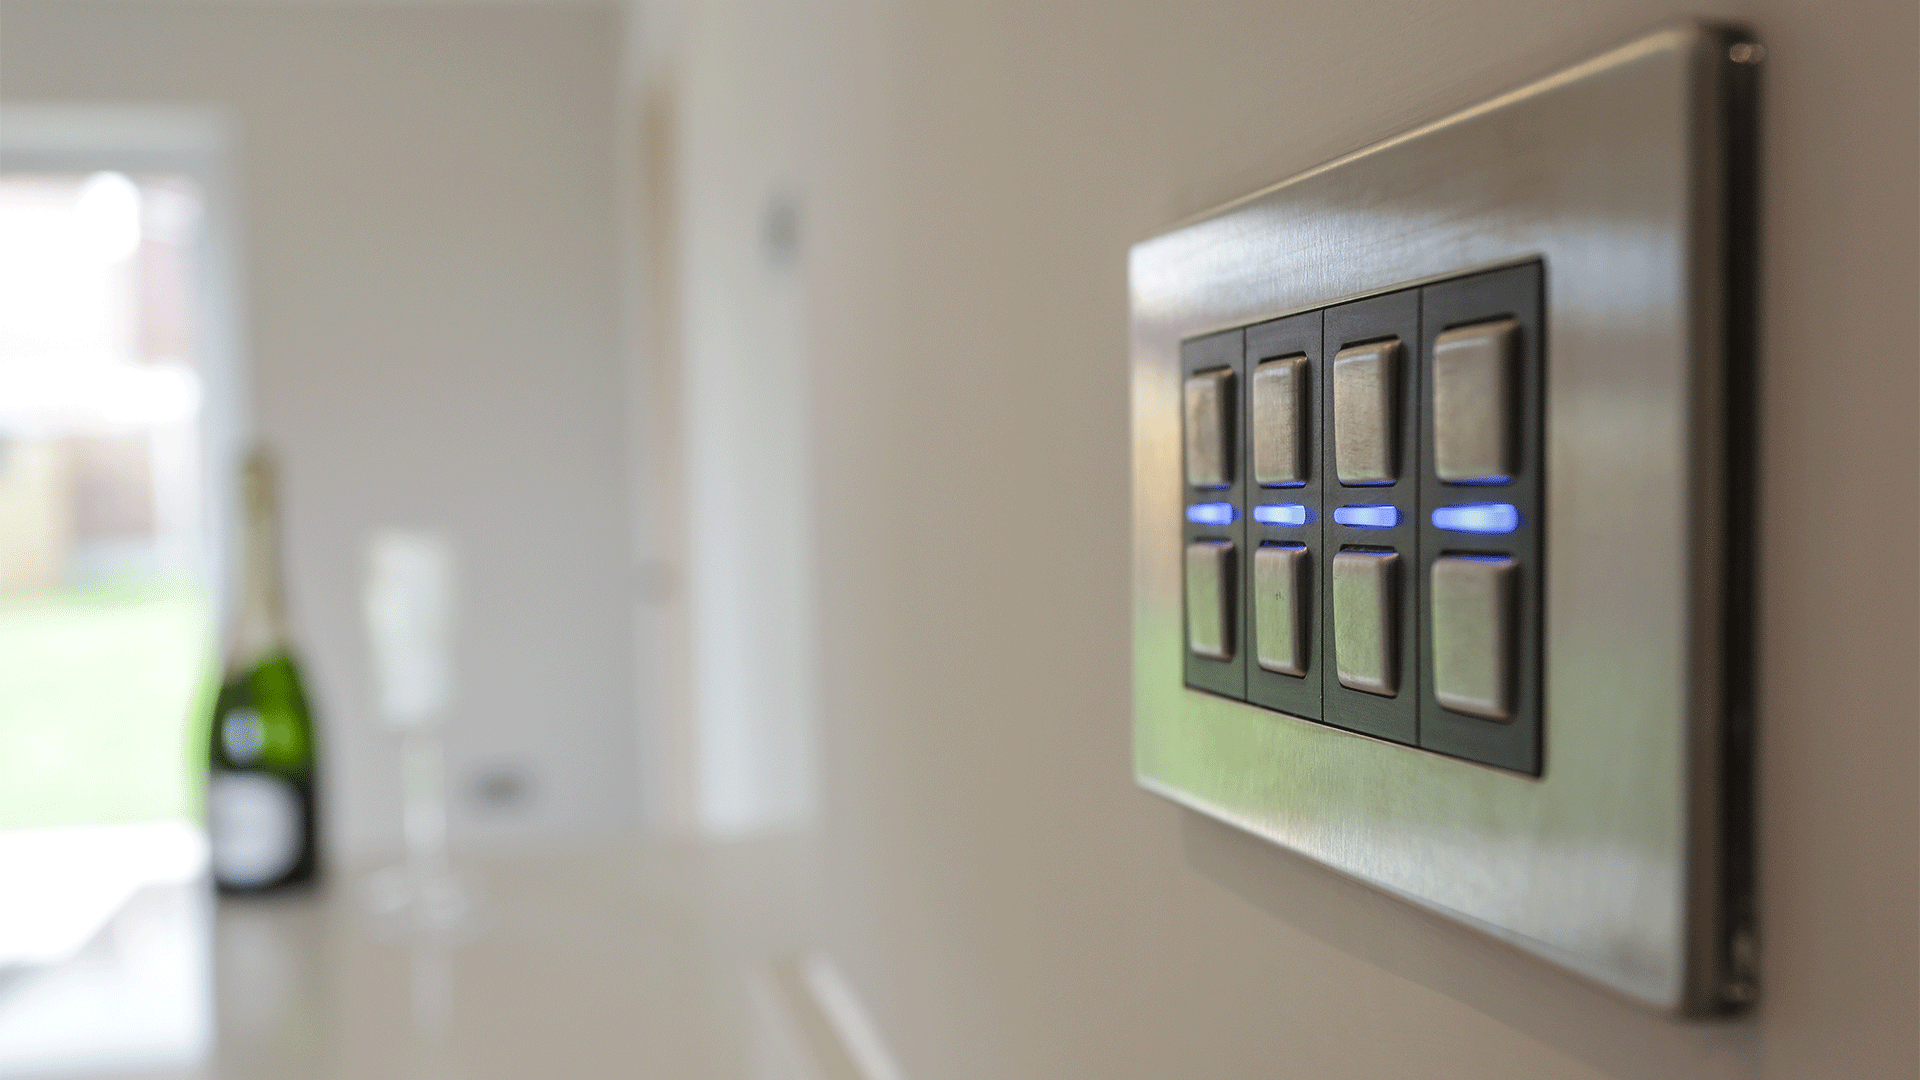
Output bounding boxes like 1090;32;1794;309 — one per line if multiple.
0;583;212;829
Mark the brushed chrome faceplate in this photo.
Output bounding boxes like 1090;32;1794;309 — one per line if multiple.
1129;23;1755;1015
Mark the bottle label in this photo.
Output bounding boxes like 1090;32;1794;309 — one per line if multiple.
222;708;265;765
208;771;302;887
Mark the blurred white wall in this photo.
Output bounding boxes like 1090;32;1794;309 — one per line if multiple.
641;0;1918;1077
1;0;636;857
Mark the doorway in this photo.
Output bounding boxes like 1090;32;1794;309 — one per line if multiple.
0;104;244;1076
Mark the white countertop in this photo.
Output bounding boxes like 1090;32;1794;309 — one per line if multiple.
0;837;836;1080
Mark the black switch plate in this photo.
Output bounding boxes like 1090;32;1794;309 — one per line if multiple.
1243;310;1325;721
1416;262;1545;774
1320;289;1421;746
1180;262;1547;774
1181;328;1247;701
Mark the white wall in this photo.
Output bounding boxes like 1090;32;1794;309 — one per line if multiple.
1;0;636;858
647;0;1917;1076
626;0;820;838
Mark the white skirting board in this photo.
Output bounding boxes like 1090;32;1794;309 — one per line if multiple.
753;952;907;1080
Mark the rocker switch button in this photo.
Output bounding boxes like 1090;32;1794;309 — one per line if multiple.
1332;549;1399;695
1431;554;1519;720
1185;540;1236;661
1252;356;1309;487
1332;340;1401;485
1254;542;1310;676
1184;368;1234;490
1433;319;1520;484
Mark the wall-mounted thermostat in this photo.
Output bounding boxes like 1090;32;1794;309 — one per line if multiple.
1131;22;1757;1015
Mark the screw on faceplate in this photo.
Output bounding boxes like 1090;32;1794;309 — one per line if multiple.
1729;42;1766;64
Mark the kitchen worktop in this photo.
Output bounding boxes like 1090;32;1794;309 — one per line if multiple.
0;837;831;1080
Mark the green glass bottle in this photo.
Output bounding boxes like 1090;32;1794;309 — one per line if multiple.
206;448;319;892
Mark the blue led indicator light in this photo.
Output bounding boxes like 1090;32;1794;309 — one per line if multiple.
1185;501;1236;526
1252;503;1313;527
1333;504;1399;528
1431;502;1521;534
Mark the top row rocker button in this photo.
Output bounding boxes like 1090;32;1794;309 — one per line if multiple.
1183;367;1234;490
1332;339;1402;486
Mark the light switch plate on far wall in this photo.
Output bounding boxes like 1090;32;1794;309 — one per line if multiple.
1129;22;1758;1016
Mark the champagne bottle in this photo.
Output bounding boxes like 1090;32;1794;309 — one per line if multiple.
206;448;319;892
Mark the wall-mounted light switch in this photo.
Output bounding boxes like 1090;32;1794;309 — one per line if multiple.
1132;22;1756;1015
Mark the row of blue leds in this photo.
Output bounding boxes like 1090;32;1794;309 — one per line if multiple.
1187;500;1520;534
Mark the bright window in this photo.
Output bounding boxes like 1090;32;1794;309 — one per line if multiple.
0;172;214;973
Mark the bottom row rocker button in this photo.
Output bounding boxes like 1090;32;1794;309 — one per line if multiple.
1431;553;1519;721
1331;548;1399;696
1185;540;1235;661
